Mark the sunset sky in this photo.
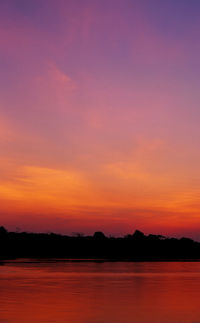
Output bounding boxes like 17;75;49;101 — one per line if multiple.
0;0;200;238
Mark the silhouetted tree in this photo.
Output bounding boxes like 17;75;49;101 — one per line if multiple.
93;231;106;239
0;226;7;236
132;230;145;240
148;234;165;241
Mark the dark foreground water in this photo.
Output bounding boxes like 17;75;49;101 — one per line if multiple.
0;261;200;323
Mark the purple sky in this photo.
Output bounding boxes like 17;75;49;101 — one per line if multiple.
0;0;200;239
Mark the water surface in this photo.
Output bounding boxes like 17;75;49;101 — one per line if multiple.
0;260;200;323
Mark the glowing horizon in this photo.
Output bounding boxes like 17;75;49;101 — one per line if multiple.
0;0;200;239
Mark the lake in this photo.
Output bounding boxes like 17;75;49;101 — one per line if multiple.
0;260;200;323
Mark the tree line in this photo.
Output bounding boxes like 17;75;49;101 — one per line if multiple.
0;226;199;261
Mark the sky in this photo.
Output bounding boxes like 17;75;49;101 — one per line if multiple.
0;0;200;238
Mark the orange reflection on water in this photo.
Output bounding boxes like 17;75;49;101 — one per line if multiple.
0;261;200;323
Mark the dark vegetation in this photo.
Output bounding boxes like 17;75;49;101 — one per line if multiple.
0;226;200;261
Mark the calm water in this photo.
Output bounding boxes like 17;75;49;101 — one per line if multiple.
1;261;200;323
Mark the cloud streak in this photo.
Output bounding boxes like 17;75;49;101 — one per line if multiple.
0;0;200;237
